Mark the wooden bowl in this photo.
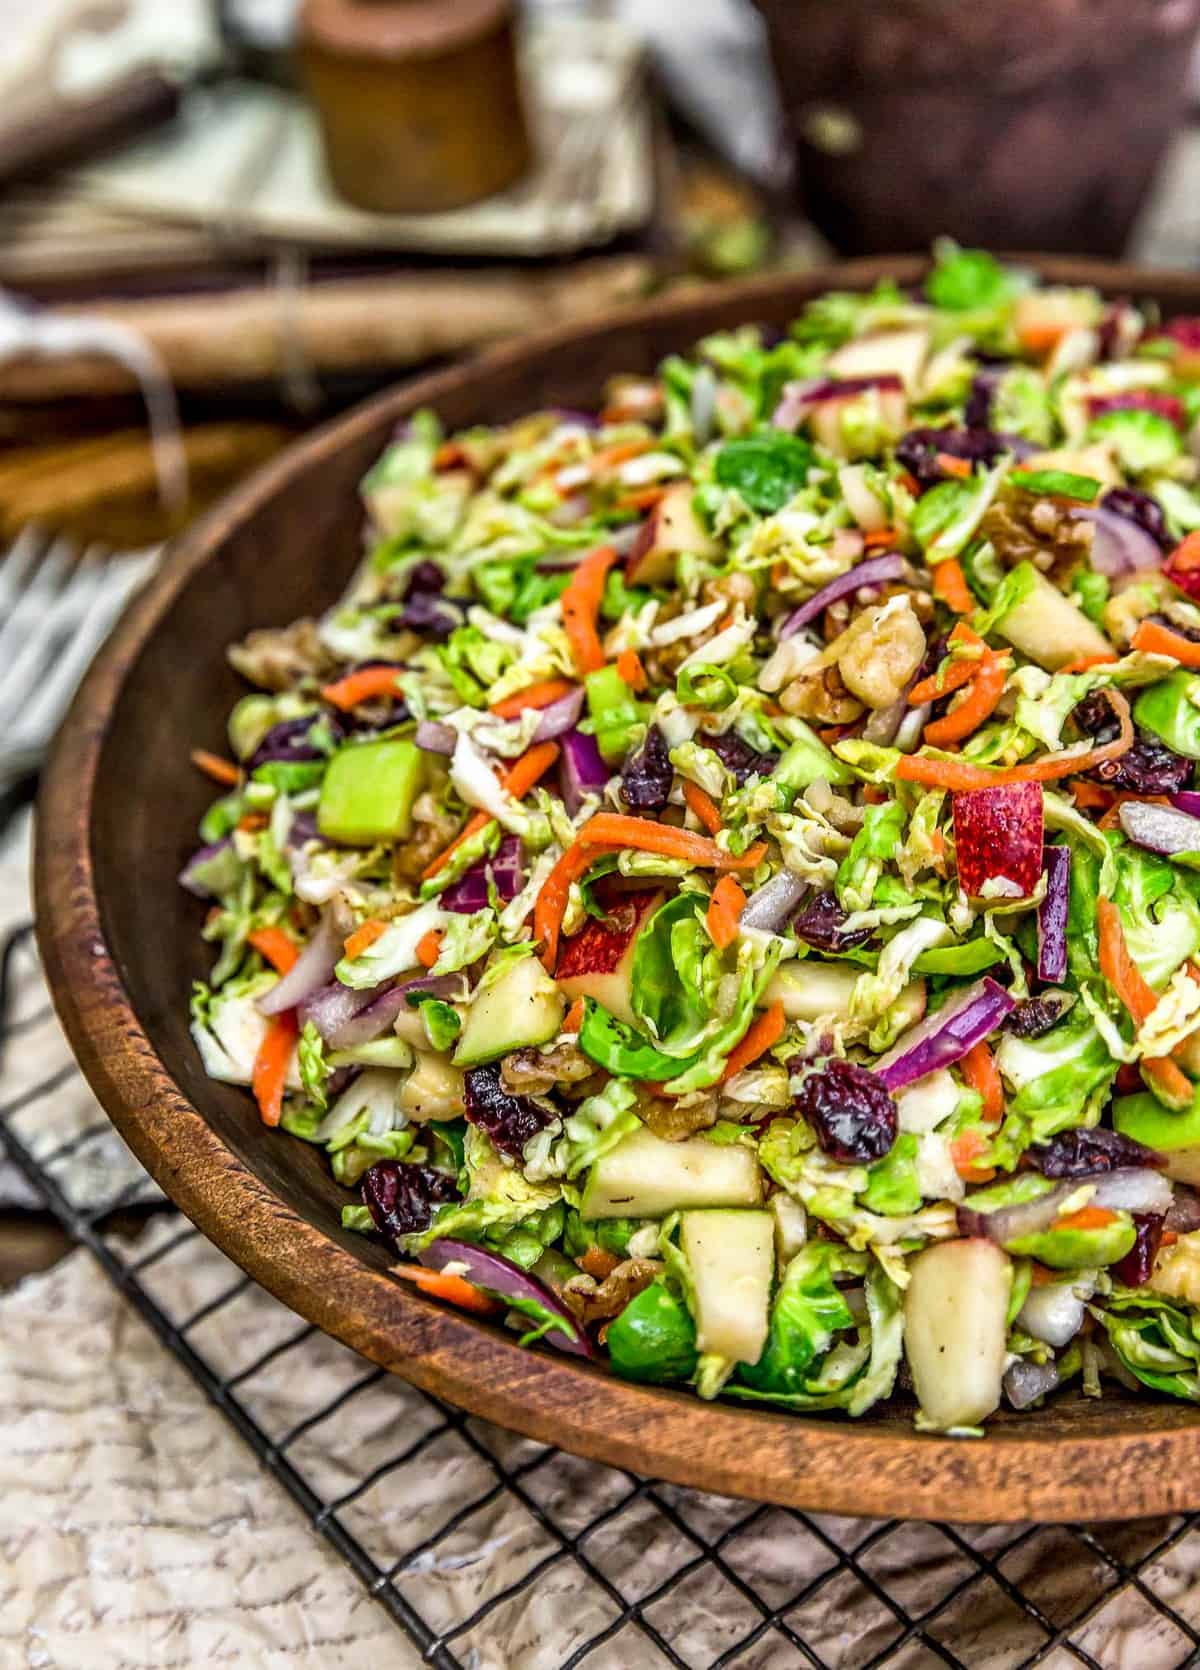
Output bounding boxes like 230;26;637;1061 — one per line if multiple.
37;257;1200;1524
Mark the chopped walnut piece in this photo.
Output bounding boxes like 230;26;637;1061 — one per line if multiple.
227;618;336;691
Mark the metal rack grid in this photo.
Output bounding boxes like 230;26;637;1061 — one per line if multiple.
6;917;1200;1669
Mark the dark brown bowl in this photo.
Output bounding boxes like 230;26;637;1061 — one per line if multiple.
36;256;1200;1523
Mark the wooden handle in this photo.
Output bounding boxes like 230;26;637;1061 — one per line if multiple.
0;67;182;191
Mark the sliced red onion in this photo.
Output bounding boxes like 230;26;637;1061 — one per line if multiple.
299;979;378;1042
771;374;903;432
1172;791;1200;819
1004;1357;1061;1410
874;977;1015;1091
1071;504;1163;578
607;519;647;558
559;727;609;815
1118;800;1200;858
958;1168;1172;1245
258;911;343;1016
739;870;808;933
442;835;524;913
416;1239;595;1358
894;703;931;753
323;985;411;1048
415;719;456;756
1037;845;1071;984
862;695;908;747
179;838;233;899
532;686;585;742
1167;1184;1200;1234
779;554;906;640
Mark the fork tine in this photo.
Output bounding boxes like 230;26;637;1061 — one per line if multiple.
7;553;153;753
0;525;51;614
0;532;77;671
0;542;107;729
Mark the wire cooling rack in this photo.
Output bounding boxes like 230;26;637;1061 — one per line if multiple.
7;919;1200;1668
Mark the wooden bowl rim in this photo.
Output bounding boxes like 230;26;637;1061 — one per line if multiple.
36;254;1200;1523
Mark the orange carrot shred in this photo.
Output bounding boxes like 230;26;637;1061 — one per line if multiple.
936;453;972;479
247;926;299;975
320;665;404;711
562;998;585;1035
721;1002;786;1083
578;1246;621;1280
896;692;1134;791
1131;619;1200;667
1054;1205;1118;1233
237;812;268;833
416;929;443;969
862;526;901;549
419;741;560;881
392;1265;498;1315
343;919;387;961
252;1011;297;1128
682;781;723;835
950;1129;996;1183
1059;653;1119;674
706;875;746;951
191;748;241;786
561;545;618;675
1097;898;1194;1106
489;678;576;719
616;649;648;691
613;486;670;512
931;558;974;615
960;1040;1004;1123
923;654;1008;747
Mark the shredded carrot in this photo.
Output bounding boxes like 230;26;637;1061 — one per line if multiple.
191;748;241;786
1059;653;1119;674
1097;897;1195;1106
392;1265;498;1315
923;654;1008;747
909;622;990;705
1167;529;1200;581
898;471;921;496
434;440;467;471
1018;318;1069;355
613;486;670;513
1163;1230;1180;1247
535;815;766;969
320;665;404;711
561;544;618;676
931;558;974;615
247;926;299;975
1070;779;1115;811
862;526;901;549
616;649;648;691
706;875;746;951
252;1011;297;1128
950;1129;996;1183
562;998;585;1035
237;812;268;833
581;813;764;871
1054;1205;1118;1233
578;1246;621;1280
343;919;387;961
936;453;972;479
961;1041;1004;1123
416;929;443;969
489;678;576;719
682;781;723;836
420;740;560;881
861;784;888;805
897;691;1134;791
721;1002;786;1083
585;438;652;477
1131;619;1200;667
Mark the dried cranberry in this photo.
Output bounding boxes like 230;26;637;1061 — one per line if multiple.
1072;691;1192;795
707;728;779;784
793;890;870;953
463;1062;555;1159
1003;993;1073;1038
620;724;673;811
1100;486;1171;551
397;592;459;639
964;371;998;431
894;426;1027;490
1112;1213;1164;1288
405;559;446;597
794;1058;896;1164
362;1160;458;1242
1090;390;1187;431
1029;1126;1164;1178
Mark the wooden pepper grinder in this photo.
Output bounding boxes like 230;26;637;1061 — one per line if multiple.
298;0;532;214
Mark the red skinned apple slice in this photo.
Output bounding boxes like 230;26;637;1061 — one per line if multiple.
1165;533;1200;603
555;888;662;1026
626;483;719;587
952;783;1044;900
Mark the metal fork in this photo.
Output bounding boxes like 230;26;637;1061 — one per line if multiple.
0;529;158;787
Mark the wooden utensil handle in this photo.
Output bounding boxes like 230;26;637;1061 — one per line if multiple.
0;67;182;191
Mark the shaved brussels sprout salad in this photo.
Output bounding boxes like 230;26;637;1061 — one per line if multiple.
186;244;1200;1433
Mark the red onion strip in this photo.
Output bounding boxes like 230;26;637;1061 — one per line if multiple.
779;553;906;640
